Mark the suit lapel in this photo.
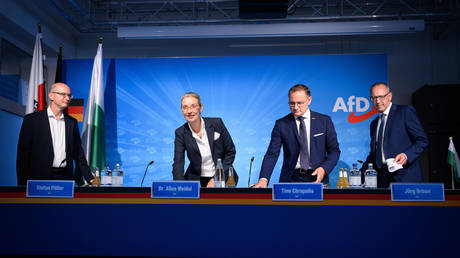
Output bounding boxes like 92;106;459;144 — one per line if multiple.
184;125;200;156
42;110;54;158
289;114;300;143
309;112;316;150
384;104;397;143
64;115;72;159
204;118;215;154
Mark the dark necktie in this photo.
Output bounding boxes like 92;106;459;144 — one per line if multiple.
298;117;310;170
375;113;385;168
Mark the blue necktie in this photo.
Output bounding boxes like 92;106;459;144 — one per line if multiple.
298;117;310;170
375;113;385;168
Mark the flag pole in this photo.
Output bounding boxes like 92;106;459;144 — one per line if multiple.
449;136;455;190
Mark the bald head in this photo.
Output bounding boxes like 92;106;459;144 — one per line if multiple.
48;82;72;112
49;82;70;93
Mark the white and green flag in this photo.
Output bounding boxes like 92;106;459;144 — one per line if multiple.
81;42;105;173
447;138;460;183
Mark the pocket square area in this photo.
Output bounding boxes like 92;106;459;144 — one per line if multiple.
214;132;221;140
313;133;324;137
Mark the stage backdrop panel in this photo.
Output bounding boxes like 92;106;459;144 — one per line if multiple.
63;54;387;187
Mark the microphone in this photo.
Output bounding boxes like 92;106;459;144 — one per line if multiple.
141;160;154;187
357;160;364;164
248;156;254;187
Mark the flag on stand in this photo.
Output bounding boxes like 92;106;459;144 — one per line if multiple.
55;44;63;83
81;38;106;173
26;25;46;114
447;138;460;183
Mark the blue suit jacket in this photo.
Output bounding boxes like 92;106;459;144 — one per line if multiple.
259;111;340;183
361;104;428;187
172;117;238;184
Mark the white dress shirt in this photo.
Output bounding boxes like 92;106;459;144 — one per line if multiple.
295;109;311;169
47;107;66;168
188;118;215;177
376;102;392;164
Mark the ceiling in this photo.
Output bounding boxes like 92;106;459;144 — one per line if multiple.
46;0;460;33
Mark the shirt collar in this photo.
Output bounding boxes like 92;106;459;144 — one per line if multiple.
47;106;64;120
296;109;310;120
188;117;205;137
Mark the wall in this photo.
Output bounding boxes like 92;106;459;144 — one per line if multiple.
73;24;460;105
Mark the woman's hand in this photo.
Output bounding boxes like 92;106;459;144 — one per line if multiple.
206;178;215;188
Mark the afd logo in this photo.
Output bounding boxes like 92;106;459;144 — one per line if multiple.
332;96;378;123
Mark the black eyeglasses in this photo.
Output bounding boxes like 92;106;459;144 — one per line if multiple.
370;92;390;101
52;92;73;99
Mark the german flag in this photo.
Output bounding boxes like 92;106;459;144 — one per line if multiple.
67;98;84;122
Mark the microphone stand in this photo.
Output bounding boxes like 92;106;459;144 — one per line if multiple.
248;157;254;187
141;161;154;187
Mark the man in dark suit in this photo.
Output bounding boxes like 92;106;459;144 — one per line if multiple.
172;92;237;187
254;84;340;187
360;82;428;188
16;83;96;186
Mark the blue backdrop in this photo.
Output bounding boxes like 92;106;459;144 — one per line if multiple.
63;54;387;187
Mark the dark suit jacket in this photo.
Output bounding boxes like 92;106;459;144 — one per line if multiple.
16;109;93;185
361;104;428;187
259;111;340;183
172;117;238;184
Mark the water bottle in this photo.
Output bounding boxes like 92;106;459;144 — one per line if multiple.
364;163;377;188
226;166;236;188
349;163;361;188
112;163;123;187
214;159;225;188
100;164;112;186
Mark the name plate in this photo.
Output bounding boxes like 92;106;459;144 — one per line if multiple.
151;181;200;199
391;183;445;201
26;180;75;198
273;183;323;201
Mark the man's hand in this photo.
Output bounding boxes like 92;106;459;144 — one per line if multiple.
394;153;408;165
90;177;100;187
253;178;268;188
312;167;326;183
206;178;215;188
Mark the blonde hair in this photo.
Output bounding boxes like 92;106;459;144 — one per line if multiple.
181;92;202;106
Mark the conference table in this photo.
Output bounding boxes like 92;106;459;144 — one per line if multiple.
1;186;459;257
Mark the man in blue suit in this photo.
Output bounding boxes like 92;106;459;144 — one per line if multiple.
254;84;340;187
360;82;428;188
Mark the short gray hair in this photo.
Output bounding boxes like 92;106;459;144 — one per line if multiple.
370;82;390;93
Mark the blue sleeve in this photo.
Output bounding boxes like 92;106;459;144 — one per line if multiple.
402;106;428;163
259;120;282;182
